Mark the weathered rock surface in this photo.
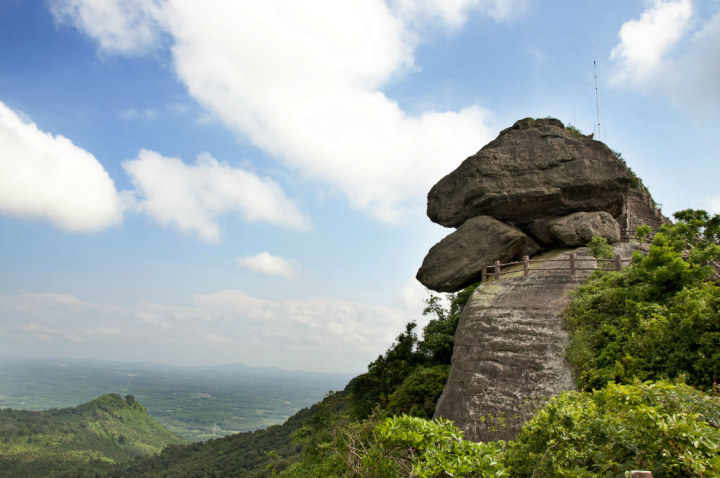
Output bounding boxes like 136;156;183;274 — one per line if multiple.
548;211;621;246
416;216;539;292
426;118;664;243
433;243;648;442
417;117;665;293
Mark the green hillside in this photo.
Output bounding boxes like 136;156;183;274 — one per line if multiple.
0;393;187;477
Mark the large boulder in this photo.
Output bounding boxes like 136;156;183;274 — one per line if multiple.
426;118;664;243
416;216;539;292
548;211;621;246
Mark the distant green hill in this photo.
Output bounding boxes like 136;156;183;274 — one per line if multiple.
0;393;187;477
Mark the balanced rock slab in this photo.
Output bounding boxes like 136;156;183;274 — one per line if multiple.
416;216;539;292
426;118;664;241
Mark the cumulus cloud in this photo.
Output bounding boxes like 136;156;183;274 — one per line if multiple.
610;0;692;85
609;1;720;114
0;289;414;372
0;101;123;231
701;196;720;214
50;0;167;56
237;252;301;279
664;10;720;113
50;0;501;223
194;290;409;362
392;0;528;28
122;150;310;242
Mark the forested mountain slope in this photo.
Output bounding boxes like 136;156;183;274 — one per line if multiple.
0;393;186;477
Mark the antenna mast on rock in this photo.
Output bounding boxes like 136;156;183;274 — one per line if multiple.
594;60;602;140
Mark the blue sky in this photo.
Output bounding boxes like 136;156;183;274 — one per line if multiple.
1;0;718;373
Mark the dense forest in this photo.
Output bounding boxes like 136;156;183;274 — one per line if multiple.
2;210;718;477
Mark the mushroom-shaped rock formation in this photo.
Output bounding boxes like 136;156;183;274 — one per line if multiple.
417;117;665;292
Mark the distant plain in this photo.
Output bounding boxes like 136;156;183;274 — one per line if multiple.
0;357;352;441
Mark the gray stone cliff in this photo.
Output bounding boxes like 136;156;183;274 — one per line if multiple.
433;243;648;442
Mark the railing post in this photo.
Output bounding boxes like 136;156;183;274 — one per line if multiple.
569;253;576;276
615;255;622;271
481;267;487;282
523;256;529;277
494;261;501;281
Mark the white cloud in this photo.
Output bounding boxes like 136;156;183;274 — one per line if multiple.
119;107;157;120
195;290;409;361
50;0;167;56
50;0;498;223
610;0;693;84
664;10;720;114
122;149;310;242
0;101;123;231
701;196;720;214
237;252;301;279
392;0;528;28
610;0;693;86
0;289;415;372
609;2;720;114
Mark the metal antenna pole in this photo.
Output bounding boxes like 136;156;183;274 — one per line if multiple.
594;60;601;140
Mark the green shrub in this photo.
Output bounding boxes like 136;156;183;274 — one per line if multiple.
565;124;584;137
505;381;720;477
636;224;652;243
568;211;720;391
587;236;614;259
384;365;449;418
360;415;508;478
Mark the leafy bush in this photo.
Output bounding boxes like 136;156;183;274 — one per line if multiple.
504;381;720;477
568;211;720;391
586;235;614;260
636;224;652;243
384;365;449;418
565;124;584;137
357;415;508;478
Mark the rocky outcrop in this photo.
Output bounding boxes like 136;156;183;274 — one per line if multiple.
548;211;621;246
416;117;665;292
416;216;539;292
433;242;649;442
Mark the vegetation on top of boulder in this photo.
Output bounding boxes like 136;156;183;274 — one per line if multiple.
564;123;585;137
